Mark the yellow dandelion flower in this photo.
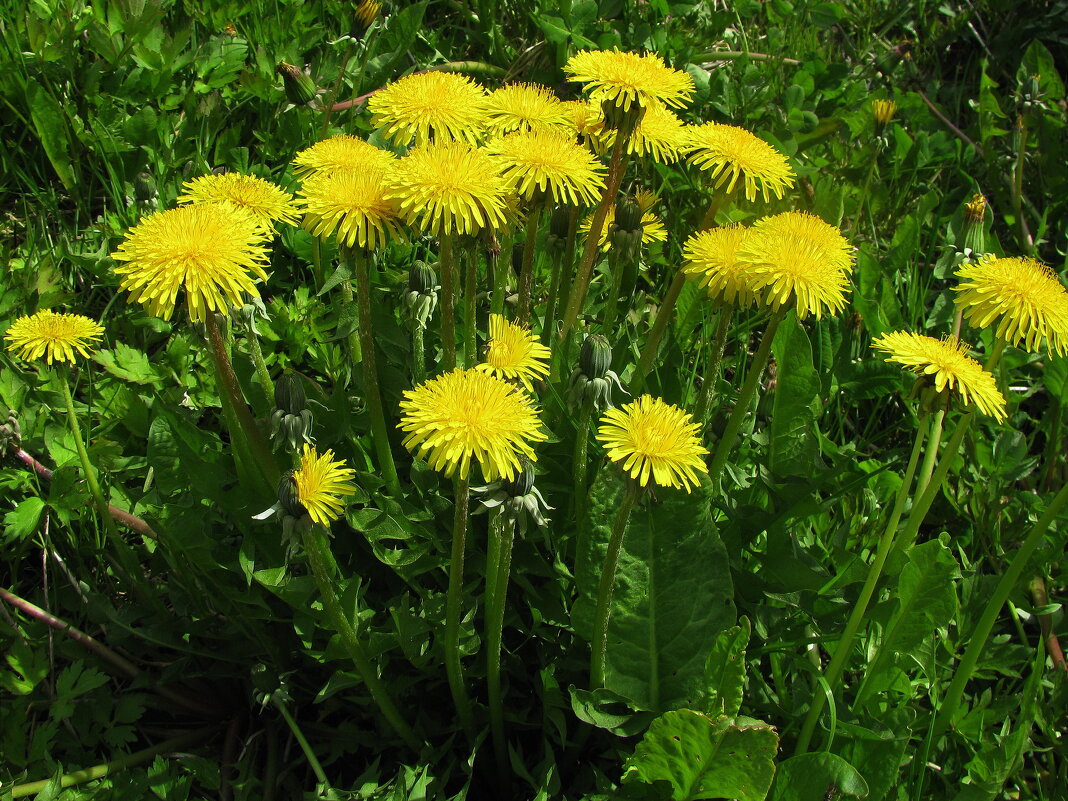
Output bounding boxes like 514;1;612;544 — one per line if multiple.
564;49;695;112
737;211;854;320
579;190;666;251
953;255;1068;356
5;310;104;365
177;173;300;230
398;368;547;481
872;99;898;128
292;135;396;179
355;0;380;28
560;99;602;137
386;141;511;236
681;223;758;307
111;203;271;322
292;444;358;525
596;395;709;492
475;313;551;390
872;332;1007;421
486;83;571;135
485;129;606;206
591;101;689;163
686;122;796;203
298;167;404;250
368;70;489;147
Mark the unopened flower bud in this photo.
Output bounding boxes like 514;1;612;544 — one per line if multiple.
600;98;646;138
274;371;306;415
962;194;988;256
547;207;571;252
277;61;318;106
503;456;536;498
355;0;381;29
872;99;898;131
613;197;643;234
408;260;437;295
580;334;612;380
276;470;305;519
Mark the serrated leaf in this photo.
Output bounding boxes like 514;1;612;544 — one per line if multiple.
3;496;47;542
94;342;160;384
1;638;49;695
768;753;868;801
52;663;109;721
692;618;751;717
770;313;820;476
623;710;778;801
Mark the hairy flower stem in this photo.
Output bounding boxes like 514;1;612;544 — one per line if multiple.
485;507;515;791
463;246;478;367
692;307;734;425
301;524;421;752
517;198;545;326
446;475;476;739
412;325;426;385
491;234;506;317
440;235;458;371
346;247;402;497
245;329;275;407
706;308;787;488
572;399;596;531
794;413;930;754
590;480;641;690
543;247;565;346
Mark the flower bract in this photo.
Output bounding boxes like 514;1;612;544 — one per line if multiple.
4;310;105;364
564;49;695;112
298;167;404;250
292;444;358;525
686;122;795;203
368;70;489;147
292;135;396;179
580;189;666;251
872;331;1007;421
177;173;300;229
485;130;606;206
597;395;709;491
476;313;552;390
737;211;854;319
681;223;758;307
397;368;546;481
111;203;271;322
953;255;1068;356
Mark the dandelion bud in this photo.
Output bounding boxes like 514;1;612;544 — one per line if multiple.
274;371;306;415
580;333;612;380
409;260;437;295
355;0;381;30
133;172;157;204
502;455;536;498
270;371;315;452
613;197;643;234
569;334;627;411
276;470;306;519
547;207;571;252
277;61;318;106
403;261;439;330
0;410;21;452
962;194;988;255
600;97;646;139
872;99;898;132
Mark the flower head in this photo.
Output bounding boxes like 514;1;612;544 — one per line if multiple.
297;167;404;250
872;332;1007;421
368;71;489;147
737;211;854;320
872;99;898;129
686;123;795;203
953;255;1068;356
386;141;511;236
597;395;709;491
580;189;666;251
681;223;758;307
292;444;358;525
476;313;551;390
398;368;547;481
564;49;695;112
5;310;105;364
111;203;271;322
486;83;571;135
177;173;300;230
485;130;605;206
292;135;395;179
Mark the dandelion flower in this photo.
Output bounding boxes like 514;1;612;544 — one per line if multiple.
686;123;795;203
386;141;511;236
178;173;300;229
368;70;489;147
398;368;547;481
592;101;689;163
111;203;271;322
872;331;1007;421
5;310;105;364
953;255;1068;356
580;189;666;251
485;130;606;206
737;211;854;320
486;83;571;135
872;99;898;129
292;444;358;525
476;313;551;390
292;135;396;179
681;223;758;307
597;395;709;491
298;167;404;250
564;49;695;112
560;99;602;137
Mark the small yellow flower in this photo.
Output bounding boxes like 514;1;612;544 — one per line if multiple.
737;211;854;320
872;99;898;128
872;332;1007;421
292;444;358;525
681;223;758;307
297;167;405;250
564;48;695;112
398;368;547;481
4;310;105;364
953;255;1068;356
368;70;489;147
476;313;551;390
177;173;300;230
486;83;572;135
485;129;606;206
292;135;396;179
686;123;795;203
111;203;271;322
355;0;380;28
597;395;709;492
964;193;987;225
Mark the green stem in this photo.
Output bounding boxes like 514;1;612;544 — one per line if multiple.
542;244;565;346
346;247;402;497
573;400;595;528
913;405;945;498
590;480;641;689
272;697;332;790
933;478;1068;737
440;235;458;371
445;475;475;738
300;524;421;751
517;199;544;326
412;325;426;385
490;232;506;318
794;413;930;754
692;307;734;425
463;244;478;367
851;146;879;236
485;507;515;790
246;326;275;407
706;308;787;488
632;271;686;394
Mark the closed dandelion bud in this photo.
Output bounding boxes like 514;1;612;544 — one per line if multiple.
274;370;306;415
600;97;646;139
355;0;381;30
277;61;318;106
570;334;627;411
133;172;157;204
580;333;612;379
872;99;898;132
613;197;643;234
409;260;437;295
503;455;536;498
276;470;305;519
403;261;439;330
270;371;315;451
547;207;571;252
962;194;988;255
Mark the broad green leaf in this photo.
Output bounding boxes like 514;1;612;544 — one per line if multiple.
24;78;77;191
769;312;820;477
1018;40;1065;102
568;686;655;736
94;342;160;385
3;496;46;542
691;617;750;717
623;710;778;801
768;753;868;801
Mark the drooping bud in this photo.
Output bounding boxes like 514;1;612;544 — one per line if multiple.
277;62;318;106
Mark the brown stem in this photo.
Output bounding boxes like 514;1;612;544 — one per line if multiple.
1030;575;1067;672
